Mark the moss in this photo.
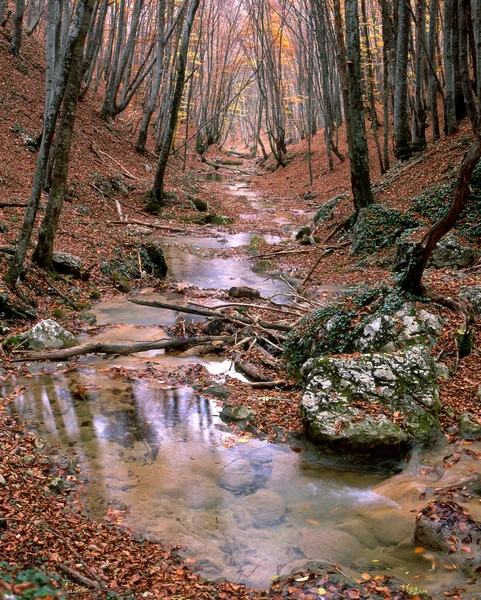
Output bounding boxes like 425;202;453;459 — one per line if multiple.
52;308;66;320
313;194;345;225
89;290;101;300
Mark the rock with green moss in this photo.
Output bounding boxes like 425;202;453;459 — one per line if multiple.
300;346;441;463
428;235;475;269
52;252;83;278
8;319;79;351
460;286;481;316
140;241;168;278
458;413;481;439
79;312;97;325
208;215;234;226
313;194;345;225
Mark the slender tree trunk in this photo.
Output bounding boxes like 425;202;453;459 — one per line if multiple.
393;0;412;159
344;0;373;212
444;0;457;133
459;0;477;129
10;0;26;56
152;0;200;208
4;0;94;285
412;0;427;150
33;0;96;269
137;0;166;153
427;0;440;140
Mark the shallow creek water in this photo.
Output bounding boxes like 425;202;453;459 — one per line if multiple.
5;175;481;595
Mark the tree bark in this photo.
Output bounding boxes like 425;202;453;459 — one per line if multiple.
444;0;458;133
33;0;96;269
393;0;412;159
152;0;200;207
10;0;25;56
4;0;94;286
344;0;373;212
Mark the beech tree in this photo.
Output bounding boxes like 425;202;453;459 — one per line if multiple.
4;0;96;285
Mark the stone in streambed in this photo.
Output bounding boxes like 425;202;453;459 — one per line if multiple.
414;501;481;577
300;346;441;464
7;319;79;351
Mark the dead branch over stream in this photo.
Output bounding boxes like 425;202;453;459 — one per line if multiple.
13;335;234;362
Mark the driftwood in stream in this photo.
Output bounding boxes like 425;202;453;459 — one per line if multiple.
228;286;261;299
234;355;268;381
13;335;234;362
108;219;191;233
129;298;292;332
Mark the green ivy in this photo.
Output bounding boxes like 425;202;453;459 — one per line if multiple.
351;205;419;254
313;194;346;225
0;563;65;599
283;284;412;375
413;160;481;238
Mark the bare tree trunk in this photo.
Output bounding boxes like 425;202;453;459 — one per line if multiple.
344;0;373;212
459;0;477;129
412;0;427;150
137;0;166;153
33;0;96;269
393;0;412;159
10;0;26;56
151;0;200;208
4;0;95;285
427;0;440;140
444;0;457;133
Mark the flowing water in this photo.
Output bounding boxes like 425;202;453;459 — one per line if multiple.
4;174;481;596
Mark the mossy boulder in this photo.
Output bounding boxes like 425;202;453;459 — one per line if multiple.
460;286;481;316
458;413;481;439
7;319;79;351
428;235;475;269
300;346;441;464
208;214;234;226
52;252;83;278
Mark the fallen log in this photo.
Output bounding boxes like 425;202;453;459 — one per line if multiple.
234;356;268;382
108;219;194;234
129;298;292;332
0;201;28;208
13;335;234;362
248;380;286;388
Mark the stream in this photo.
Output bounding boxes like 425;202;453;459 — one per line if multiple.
3;175;481;596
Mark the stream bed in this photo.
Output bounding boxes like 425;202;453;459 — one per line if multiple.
3;174;481;596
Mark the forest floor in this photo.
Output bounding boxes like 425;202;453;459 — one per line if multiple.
0;28;481;600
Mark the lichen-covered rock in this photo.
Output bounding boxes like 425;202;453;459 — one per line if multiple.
458;413;481;439
414;501;481;577
52;252;83;277
9;319;79;350
301;347;441;462
460;286;481;316
428;236;475;269
354;305;442;353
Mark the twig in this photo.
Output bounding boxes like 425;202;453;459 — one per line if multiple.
109;219;192;233
38;271;80;311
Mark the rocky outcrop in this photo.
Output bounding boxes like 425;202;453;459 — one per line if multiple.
301;347;441;462
458;413;481;439
8;319;79;351
428;236;475;269
140;241;168;278
52;252;83;278
414;501;481;577
354;304;442;353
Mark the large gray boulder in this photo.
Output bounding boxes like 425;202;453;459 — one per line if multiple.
301;347;441;462
9;319;79;351
428;236;475;269
52;252;83;277
354;304;442;353
415;501;481;577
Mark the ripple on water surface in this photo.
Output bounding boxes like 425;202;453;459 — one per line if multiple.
2;370;477;594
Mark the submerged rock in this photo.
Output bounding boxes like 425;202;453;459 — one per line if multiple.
414;501;481;577
301;347;441;463
8;319;79;351
242;489;286;527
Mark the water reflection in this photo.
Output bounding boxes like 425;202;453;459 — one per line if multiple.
3;369;477;594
